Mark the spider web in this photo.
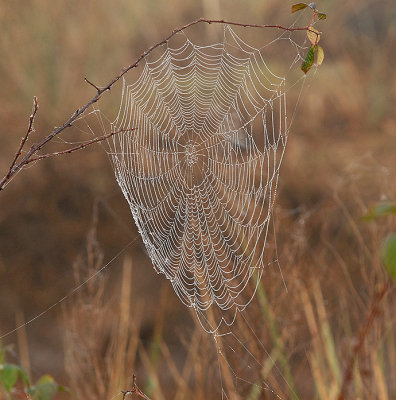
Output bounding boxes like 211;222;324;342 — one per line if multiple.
107;25;307;333
0;16;322;400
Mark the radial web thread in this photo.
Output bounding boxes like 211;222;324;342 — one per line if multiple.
108;26;305;332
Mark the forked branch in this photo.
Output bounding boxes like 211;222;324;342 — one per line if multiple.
121;375;151;400
0;16;321;192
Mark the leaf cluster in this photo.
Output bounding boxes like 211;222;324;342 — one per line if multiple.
291;2;326;20
0;343;67;400
291;3;327;74
363;202;396;283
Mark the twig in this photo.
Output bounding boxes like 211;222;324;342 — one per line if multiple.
26;128;132;164
0;18;316;192
121;375;151;400
337;282;390;400
84;77;103;92
2;97;38;184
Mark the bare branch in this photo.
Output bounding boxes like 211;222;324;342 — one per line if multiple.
122;375;151;400
0;18;312;192
27;128;132;164
337;282;390;400
84;77;103;93
1;97;39;187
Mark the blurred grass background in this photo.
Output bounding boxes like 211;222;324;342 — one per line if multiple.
0;0;395;399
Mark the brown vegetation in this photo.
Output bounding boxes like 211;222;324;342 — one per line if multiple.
0;0;395;399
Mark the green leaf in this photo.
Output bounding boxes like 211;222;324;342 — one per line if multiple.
0;363;30;392
291;3;308;13
381;234;396;282
18;367;30;387
317;12;327;20
29;375;59;400
0;364;19;392
316;45;325;65
301;46;315;74
363;203;396;221
57;385;70;393
0;342;5;365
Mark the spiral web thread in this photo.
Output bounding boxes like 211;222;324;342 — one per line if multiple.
108;26;305;332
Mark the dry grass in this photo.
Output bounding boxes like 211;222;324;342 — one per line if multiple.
58;159;395;400
0;0;395;399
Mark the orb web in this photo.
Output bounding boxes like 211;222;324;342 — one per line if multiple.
108;26;301;331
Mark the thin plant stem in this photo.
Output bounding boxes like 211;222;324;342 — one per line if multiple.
337;282;391;400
